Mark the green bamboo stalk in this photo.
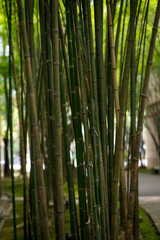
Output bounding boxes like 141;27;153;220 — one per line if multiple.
29;117;38;240
16;1;50;239
126;2;160;239
115;0;124;62
25;0;29;40
119;126;128;232
39;91;51;211
135;0;149;83
9;0;17;238
107;38;114;227
59;43;79;240
51;1;65;239
78;0;86;47
82;2;100;222
94;0;108;193
94;2;109;238
119;0;129;85
58;17;71;104
87;2;110;239
59;19;81;238
39;2;60;237
28;0;37;88
35;0;40;61
72;2;98;238
135;0;142;27
131;40;139;240
31;141;39;240
43;1;59;237
139;15;147;100
111;1;138;239
112;0;118;19
127;143;130;200
5;1;36;238
81;2;103;238
106;0;120;126
65;1;87;238
0;118;1;197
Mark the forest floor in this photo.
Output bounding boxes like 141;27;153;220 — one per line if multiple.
0;171;160;239
138;171;160;235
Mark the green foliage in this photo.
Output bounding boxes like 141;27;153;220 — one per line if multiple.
2;176;28;197
139;206;160;240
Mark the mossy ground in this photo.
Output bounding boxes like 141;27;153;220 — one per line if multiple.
0;176;160;239
139;206;160;240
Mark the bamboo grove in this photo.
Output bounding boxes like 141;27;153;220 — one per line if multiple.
1;0;160;239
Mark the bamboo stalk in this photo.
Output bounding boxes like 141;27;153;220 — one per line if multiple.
106;0;120;126
135;0;149;82
82;1;100;227
111;1;138;239
119;0;129;86
87;2;110;239
65;1;87;238
8;0;17;238
94;0;108;195
0;119;1;198
131;40;139;240
16;1;50;239
107;38;114;228
60;43;79;240
72;2;98;238
115;0;124;62
39;0;59;236
51;1;65;239
126;2;160;239
28;0;37;84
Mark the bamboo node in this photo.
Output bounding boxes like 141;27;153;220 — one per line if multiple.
53;62;59;66
119;111;125;117
78;188;85;191
133;157;138;162
127;37;134;43
116;146;123;151
48;89;54;93
46;59;52;63
51;29;58;34
87;163;93;168
94;129;98;137
138;126;143;131
142;94;147;99
57;210;65;214
153;26;158;31
86;217;90;225
24;54;30;58
53;93;60;97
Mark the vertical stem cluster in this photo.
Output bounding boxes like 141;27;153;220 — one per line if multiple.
9;0;17;238
4;1;160;240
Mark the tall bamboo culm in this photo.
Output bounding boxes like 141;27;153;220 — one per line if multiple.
9;0;17;239
126;2;160;239
51;1;65;239
2;1;160;240
16;0;50;239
